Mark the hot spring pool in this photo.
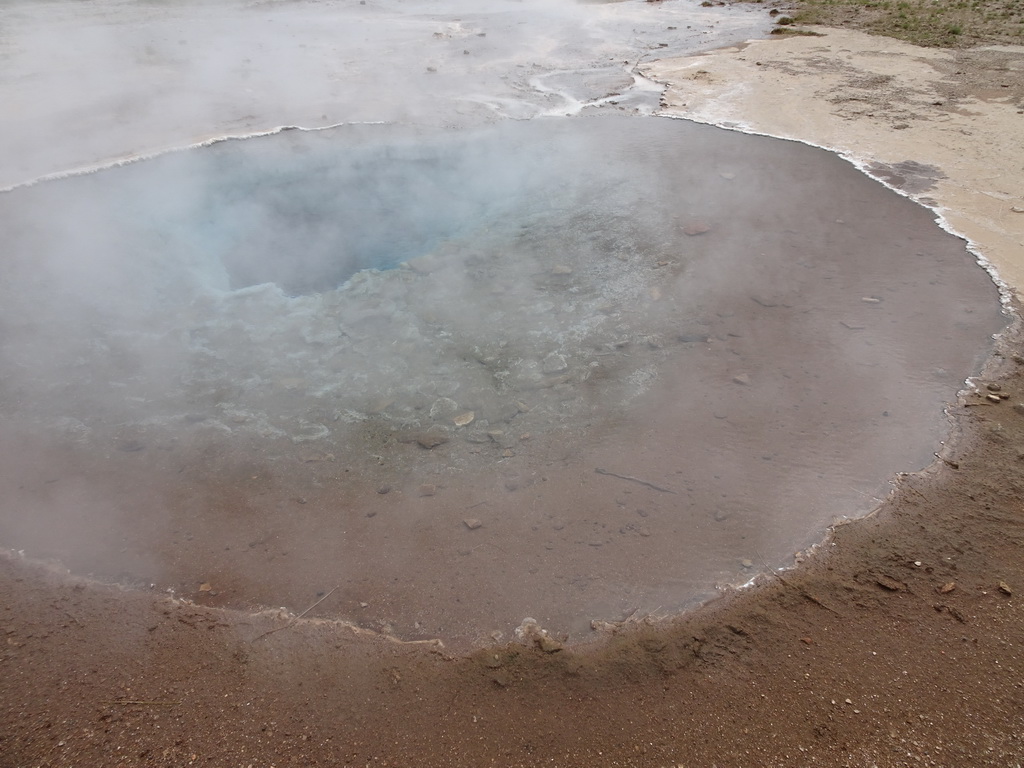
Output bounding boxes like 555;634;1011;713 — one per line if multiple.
0;115;1005;648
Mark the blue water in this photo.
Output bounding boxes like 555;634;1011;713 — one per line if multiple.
184;129;557;294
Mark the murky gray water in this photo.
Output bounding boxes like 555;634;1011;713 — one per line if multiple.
0;114;1005;647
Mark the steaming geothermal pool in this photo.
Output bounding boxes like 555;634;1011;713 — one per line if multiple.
0;115;1004;648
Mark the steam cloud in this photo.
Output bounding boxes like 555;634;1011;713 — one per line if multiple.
0;0;1005;645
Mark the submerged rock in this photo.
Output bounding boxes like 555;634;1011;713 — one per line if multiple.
429;397;460;421
542;353;569;374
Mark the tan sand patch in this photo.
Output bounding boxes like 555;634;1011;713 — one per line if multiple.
644;28;1024;294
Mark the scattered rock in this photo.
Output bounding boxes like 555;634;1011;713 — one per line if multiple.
418;484;436;497
514;618;562;653
481;401;520;424
938;582;956;594
463;518;482;530
542;353;569;374
875;574;905;591
935;604;967;623
198;583;212;593
677;333;710;343
551;265;573;275
998;581;1013;595
537;635;563;653
430;397;460;421
732;373;751;386
417;433;449;449
376;485;391;495
453;411;475;427
489;430;517;449
682;221;711;236
861;296;883;304
400;429;450;449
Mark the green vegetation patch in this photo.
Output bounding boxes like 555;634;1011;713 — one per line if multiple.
729;0;1024;47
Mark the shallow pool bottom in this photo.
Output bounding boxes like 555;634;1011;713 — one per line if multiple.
0;115;1005;647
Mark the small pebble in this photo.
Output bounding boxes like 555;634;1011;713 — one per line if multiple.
453;411;475;427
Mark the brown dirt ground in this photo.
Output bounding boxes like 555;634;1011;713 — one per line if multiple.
4;24;1024;768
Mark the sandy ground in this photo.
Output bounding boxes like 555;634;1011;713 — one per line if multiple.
3;11;1024;768
644;28;1024;294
